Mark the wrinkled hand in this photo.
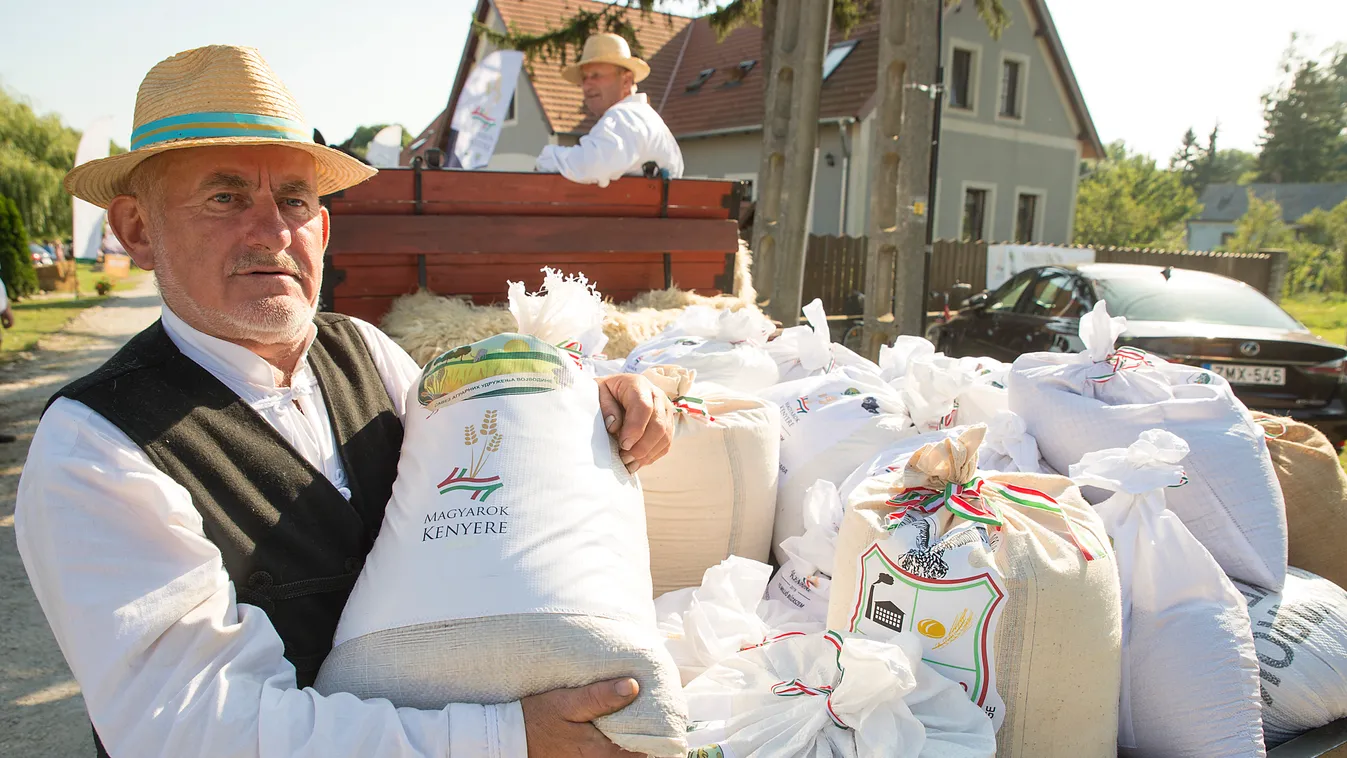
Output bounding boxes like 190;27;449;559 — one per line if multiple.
596;373;675;474
522;678;646;758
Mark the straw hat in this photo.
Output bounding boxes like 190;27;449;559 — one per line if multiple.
64;45;376;209
561;33;651;86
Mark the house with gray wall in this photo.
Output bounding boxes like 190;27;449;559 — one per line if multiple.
409;0;1104;244
1187;183;1347;251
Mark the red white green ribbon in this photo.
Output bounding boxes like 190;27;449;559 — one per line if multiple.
739;631;808;652
885;477;1100;561
672;395;716;423
766;630;850;729
770;678;833;698
1087;346;1153;383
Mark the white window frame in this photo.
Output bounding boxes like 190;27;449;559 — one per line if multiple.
723;172;758;201
946;38;982;117
1013;186;1047;243
959;180;997;242
996;52;1030;124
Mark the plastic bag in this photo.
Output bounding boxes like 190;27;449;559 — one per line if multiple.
879;338;1009;430
1072;430;1263;758
684;630;996;758
767;298;880;382
767;481;846;623
1009;299;1288;589
977;411;1049;474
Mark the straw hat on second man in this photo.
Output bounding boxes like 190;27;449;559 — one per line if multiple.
561;33;651;86
64;45;376;209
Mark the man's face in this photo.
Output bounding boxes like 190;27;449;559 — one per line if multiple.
580;63;633;116
122;145;327;346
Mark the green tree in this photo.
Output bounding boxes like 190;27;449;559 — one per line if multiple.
1226;191;1294;254
0;194;38;300
0;88;80;241
1074;141;1202;248
1171;125;1258;194
1298;198;1347;292
342;124;414;160
1256;42;1347;183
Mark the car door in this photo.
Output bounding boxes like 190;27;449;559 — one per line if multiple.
1016;270;1092;354
960;269;1039;361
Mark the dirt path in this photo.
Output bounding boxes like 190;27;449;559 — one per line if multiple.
0;277;161;757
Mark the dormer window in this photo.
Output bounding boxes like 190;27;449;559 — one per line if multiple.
685;68;715;93
822;40;858;80
722;59;757;87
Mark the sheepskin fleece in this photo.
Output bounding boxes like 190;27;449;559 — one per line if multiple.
380;240;759;365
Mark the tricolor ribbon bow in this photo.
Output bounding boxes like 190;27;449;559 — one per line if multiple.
884;477;1100;561
672;395;716;423
556;341;585;368
768;631;852;730
1087;345;1153;384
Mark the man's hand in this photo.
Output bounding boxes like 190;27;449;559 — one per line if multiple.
522;678;645;758
596;373;675;474
1;306;12;329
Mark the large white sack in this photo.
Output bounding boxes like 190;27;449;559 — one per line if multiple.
758;367;916;562
766;298;880;382
654;557;818;685
766;480;846;623
315;271;686;756
624;305;779;392
684;631;997;758
1008;300;1288;589
1236;567;1347;748
1072;430;1264;758
639;367;779;595
977;410;1051;474
880;338;1009;430
827;426;1123;757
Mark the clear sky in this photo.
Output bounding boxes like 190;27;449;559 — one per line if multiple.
1;0;1343;162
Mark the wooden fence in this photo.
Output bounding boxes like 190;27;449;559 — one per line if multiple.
802;236;1282;315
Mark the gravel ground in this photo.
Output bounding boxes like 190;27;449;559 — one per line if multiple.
0;277;160;757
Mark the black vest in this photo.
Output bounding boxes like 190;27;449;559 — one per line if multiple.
47;314;404;757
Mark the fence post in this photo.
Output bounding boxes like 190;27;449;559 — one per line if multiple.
1261;248;1290;303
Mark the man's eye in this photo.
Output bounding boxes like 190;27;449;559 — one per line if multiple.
212;193;234;204
283;198;307;208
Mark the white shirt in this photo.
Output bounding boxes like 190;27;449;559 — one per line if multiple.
0;275;8;312
535;93;685;187
15;306;528;758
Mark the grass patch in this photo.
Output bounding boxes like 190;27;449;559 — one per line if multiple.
1;261;147;358
1282;294;1347;344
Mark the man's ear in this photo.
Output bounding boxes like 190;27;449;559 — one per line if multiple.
107;195;157;271
320;205;330;251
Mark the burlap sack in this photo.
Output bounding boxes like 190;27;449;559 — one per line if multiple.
826;426;1122;758
639;368;779;595
315;273;686;756
1252;412;1347;590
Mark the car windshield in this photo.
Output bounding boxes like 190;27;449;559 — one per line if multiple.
1092;270;1305;330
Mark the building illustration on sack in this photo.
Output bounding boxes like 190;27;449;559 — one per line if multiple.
437;409;505;502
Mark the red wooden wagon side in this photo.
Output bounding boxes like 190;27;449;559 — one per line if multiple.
321;166;747;324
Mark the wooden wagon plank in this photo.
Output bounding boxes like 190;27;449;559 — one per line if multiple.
328;216;739;256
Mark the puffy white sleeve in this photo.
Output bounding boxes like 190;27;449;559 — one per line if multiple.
0;276;8;312
14;398;528;758
530;109;648;188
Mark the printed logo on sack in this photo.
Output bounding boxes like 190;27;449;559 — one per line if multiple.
418;334;571;412
688;747;726;758
849;541;1007;728
437;409;505;502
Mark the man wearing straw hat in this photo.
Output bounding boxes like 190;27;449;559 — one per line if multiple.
535;33;684;187
16;45;672;758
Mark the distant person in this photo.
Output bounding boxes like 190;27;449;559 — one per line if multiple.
0;272;13;444
535;33;683;186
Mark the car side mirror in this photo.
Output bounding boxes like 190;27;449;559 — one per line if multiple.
964;291;989;310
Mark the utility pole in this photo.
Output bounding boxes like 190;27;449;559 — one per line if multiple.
750;0;833;325
860;0;941;359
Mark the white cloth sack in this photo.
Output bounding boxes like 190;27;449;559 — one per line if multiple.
639;368;780;595
757;367;916;562
316;271;686;756
1072;430;1264;758
977;411;1050;474
654;557;818;685
766;298;880;382
880;338;1009;430
623;305;779;392
1009;300;1288;589
1236;567;1347;748
684;631;996;758
767;480;847;623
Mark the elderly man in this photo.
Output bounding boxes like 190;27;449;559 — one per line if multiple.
535;33;684;187
17;45;672;758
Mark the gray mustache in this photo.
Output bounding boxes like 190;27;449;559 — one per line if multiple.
232;253;304;277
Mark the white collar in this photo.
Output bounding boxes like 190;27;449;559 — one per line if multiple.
613;93;648;109
160;305;317;391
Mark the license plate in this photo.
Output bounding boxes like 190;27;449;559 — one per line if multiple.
1203;363;1286;386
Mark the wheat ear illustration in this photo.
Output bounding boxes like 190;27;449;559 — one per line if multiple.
933;609;973;650
468;411;503;477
